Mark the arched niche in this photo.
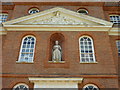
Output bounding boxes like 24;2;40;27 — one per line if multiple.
49;33;65;62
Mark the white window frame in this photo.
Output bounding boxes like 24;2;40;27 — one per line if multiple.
83;84;99;90
17;35;36;63
109;15;120;24
77;9;88;14
116;40;120;56
0;13;8;23
79;36;96;63
13;83;29;90
28;8;39;14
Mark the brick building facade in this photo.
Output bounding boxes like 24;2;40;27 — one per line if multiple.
1;1;120;89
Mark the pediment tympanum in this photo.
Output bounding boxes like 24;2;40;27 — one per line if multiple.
21;11;88;25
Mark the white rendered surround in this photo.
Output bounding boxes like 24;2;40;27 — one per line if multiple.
29;78;83;89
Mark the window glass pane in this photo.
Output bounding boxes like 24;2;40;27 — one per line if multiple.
26;49;29;52
80;36;95;63
30;49;33;52
24;38;27;40
28;37;31;39
85;88;89;90
0;13;8;23
28;42;31;44
84;42;87;45
88;38;91;41
116;40;120;56
29;8;39;14
80;42;83;44
31;44;34;48
90;58;94;62
13;84;29;90
31;42;34;44
81;50;84;53
88;42;91;45
30;53;33;57
89;50;92;53
22;49;25;52
85;50;88;53
18;36;36;62
94;88;97;90
22;44;26;48
77;9;88;15
81;46;84;48
83;84;99;90
23;41;26;44
27;44;30;48
89;46;92;48
110;15;120;24
81;58;85;62
80;38;84;41
84;37;87;39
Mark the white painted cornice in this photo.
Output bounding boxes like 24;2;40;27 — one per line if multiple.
0;27;7;35
109;27;120;36
3;25;112;32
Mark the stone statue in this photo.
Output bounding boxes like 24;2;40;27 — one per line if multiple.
55;11;60;17
52;41;62;62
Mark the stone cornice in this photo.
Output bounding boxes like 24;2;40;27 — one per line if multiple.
109;27;120;36
3;25;112;32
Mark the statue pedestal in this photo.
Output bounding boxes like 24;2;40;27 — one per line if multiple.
48;61;65;63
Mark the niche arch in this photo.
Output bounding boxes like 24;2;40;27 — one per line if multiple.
49;33;65;62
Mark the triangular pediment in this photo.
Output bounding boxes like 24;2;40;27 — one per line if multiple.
3;7;113;27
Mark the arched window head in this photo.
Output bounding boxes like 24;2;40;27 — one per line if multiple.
79;36;96;63
18;35;36;63
13;83;29;90
28;8;39;14
77;9;88;15
83;84;99;90
109;15;120;24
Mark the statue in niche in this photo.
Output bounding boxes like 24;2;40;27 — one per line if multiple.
52;41;62;62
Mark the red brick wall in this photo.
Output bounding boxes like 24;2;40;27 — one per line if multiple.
109;35;120;89
103;7;120;22
2;77;119;89
2;77;34;89
109;35;120;72
10;5;105;20
3;3;119;21
1;2;120;22
2;31;117;75
79;78;119;88
1;2;120;89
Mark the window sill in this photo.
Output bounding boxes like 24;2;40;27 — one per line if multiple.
48;61;65;63
80;62;98;64
16;61;34;64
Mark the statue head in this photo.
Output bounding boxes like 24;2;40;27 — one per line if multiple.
55;40;59;45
